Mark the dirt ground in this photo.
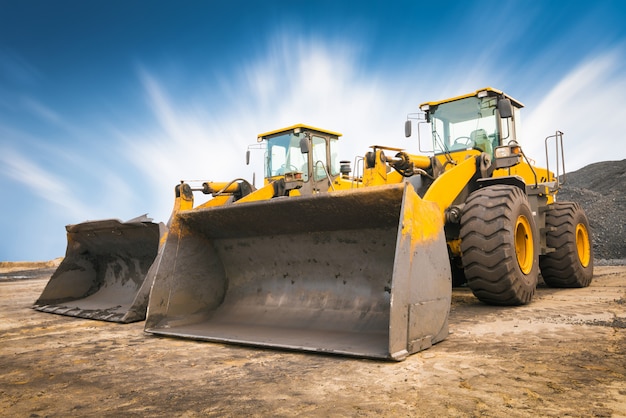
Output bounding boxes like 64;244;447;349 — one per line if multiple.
1;266;625;417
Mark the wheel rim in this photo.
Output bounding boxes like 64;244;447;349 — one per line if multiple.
515;215;533;274
575;223;591;267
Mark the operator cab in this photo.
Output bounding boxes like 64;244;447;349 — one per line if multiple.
256;124;342;194
419;87;523;158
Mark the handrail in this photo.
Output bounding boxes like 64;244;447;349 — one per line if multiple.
545;131;565;189
314;160;335;191
352;156;364;188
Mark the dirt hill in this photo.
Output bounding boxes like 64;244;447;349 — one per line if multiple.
558;159;626;262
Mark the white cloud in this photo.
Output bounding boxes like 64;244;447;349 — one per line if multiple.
0;147;92;220
0;118;136;226
122;36;424;222
120;36;626;226
523;47;626;171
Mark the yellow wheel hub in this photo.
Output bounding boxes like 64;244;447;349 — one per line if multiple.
515;215;533;274
576;223;591;267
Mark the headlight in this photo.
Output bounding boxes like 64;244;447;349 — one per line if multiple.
495;147;511;158
493;145;523;169
494;145;521;159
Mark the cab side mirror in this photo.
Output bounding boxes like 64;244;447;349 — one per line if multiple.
405;120;412;138
498;98;513;118
300;137;309;154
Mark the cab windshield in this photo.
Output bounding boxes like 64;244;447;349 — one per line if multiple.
265;130;340;182
266;132;308;179
430;96;499;156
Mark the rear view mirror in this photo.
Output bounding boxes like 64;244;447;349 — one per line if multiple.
246;150;250;165
405;120;412;138
498;98;513;118
300;137;309;154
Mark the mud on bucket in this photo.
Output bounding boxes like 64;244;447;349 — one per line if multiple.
145;183;451;360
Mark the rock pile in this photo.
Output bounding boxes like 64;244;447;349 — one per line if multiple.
557;159;626;263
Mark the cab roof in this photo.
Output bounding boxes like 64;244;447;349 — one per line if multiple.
419;87;524;109
257;124;342;141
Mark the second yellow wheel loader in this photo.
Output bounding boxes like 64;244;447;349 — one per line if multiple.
144;87;593;360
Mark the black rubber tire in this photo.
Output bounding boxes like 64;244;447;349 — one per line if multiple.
460;185;539;305
539;202;593;287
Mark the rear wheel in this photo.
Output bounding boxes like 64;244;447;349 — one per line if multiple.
539;202;593;287
460;185;538;305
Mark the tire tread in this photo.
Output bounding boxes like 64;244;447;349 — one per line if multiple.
539;202;593;287
460;185;538;305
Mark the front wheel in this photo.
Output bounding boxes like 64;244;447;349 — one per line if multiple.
539;202;593;287
460;185;539;305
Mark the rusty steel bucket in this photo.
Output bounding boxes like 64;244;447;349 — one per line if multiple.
33;215;164;323
145;184;451;360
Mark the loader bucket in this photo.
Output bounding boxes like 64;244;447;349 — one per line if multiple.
33;216;164;323
145;183;451;360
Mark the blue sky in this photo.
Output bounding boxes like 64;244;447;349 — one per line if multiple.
1;0;626;261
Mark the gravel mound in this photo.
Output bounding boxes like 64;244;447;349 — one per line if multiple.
557;159;626;263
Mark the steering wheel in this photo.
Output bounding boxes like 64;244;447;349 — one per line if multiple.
280;164;300;173
452;136;473;148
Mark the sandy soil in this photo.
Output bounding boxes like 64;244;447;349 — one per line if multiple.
1;266;625;417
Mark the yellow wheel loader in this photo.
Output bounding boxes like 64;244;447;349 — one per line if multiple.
413;88;592;302
144;88;593;360
145;128;451;361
